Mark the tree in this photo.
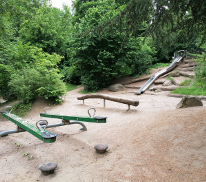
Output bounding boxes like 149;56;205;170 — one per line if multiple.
1;41;66;103
19;5;73;56
69;0;156;91
72;0;98;24
0;0;48;38
78;0;206;50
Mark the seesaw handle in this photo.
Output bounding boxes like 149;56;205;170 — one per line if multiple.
88;108;96;118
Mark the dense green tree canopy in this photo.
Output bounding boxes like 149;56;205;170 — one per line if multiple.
81;0;206;46
19;5;72;55
0;0;206;102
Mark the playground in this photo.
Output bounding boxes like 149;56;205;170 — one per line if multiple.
1;57;206;181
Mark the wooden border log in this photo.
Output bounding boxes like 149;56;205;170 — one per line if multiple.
77;94;139;110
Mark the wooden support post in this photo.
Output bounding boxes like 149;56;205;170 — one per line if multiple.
104;99;106;107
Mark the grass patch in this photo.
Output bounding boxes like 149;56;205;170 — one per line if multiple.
171;82;206;96
179;79;192;86
65;83;78;92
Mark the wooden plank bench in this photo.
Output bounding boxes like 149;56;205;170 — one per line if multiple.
77;94;139;110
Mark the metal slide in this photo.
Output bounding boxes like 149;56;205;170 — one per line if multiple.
135;50;187;95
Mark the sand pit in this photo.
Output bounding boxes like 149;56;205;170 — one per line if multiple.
1;85;206;182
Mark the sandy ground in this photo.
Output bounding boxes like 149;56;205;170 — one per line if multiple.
1;83;206;182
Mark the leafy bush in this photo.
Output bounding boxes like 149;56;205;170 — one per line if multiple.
9;67;66;104
12;102;32;117
5;43;66;103
37;69;66;104
3;41;62;71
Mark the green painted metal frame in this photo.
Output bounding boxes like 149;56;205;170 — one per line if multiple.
1;112;57;143
40;113;107;123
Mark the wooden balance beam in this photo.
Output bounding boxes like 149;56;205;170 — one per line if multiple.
77;94;139;110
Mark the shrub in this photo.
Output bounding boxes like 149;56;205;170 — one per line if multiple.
12;102;32;117
9;67;66;104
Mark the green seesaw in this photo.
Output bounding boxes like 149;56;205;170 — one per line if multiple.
40;107;107;124
0;107;107;143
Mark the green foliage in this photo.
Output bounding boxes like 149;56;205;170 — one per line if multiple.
9;68;40;102
12;102;32;117
0;0;48;40
37;70;66;104
130;38;157;76
72;0;99;24
179;79;192;86
15;142;22;148
171;83;206;96
194;45;206;84
61;66;81;84
9;67;66;104
69;0;156;91
2;42;67;103
23;151;34;160
65;83;78;92
2;41;62;69
149;62;170;69
19;5;73;56
171;43;206;96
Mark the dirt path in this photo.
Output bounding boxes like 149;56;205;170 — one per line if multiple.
1;85;206;182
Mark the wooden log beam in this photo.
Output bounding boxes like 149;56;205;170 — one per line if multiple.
150;86;179;91
123;76;151;85
180;71;195;77
181;63;197;68
77;94;139;109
